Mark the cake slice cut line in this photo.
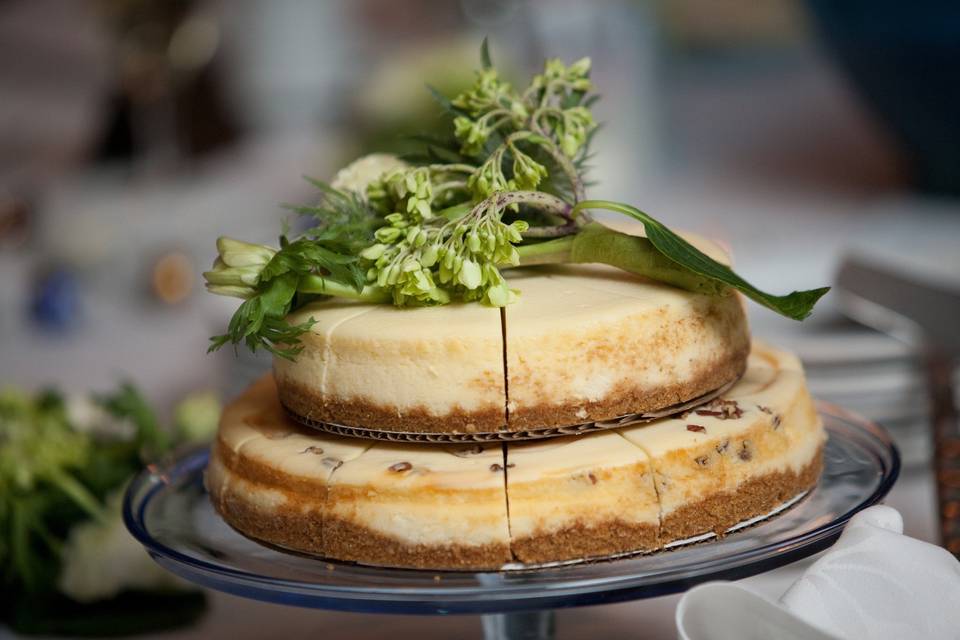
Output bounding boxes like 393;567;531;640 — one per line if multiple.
503;428;661;564
500;306;510;426
500;441;518;563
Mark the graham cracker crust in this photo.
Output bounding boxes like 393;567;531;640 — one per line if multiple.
660;446;824;543
323;517;512;570
276;377;508;434
512;520;659;564
211;479;326;555
509;345;749;430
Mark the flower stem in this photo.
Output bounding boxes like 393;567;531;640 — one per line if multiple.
298;275;390;302
515;236;574;265
528;121;585;202
513;222;726;295
495;190;572;218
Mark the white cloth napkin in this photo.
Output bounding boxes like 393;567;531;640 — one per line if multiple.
676;505;960;640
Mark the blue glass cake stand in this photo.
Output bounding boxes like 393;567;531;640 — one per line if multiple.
124;404;899;640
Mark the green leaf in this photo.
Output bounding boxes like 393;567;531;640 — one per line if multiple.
46;468;104;522
287;177;384;256
402;132;475;165
574;200;829;320
208;274;316;360
480;37;493;69
425;84;468;119
11;500;37;592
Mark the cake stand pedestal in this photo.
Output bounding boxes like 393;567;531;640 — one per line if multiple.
125;405;898;640
481;610;554;640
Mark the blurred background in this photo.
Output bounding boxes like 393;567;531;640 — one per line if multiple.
0;0;957;637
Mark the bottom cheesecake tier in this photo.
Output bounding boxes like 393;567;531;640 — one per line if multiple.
206;342;825;570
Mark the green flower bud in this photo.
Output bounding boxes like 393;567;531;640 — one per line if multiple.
386;264;401;285
475;175;489;194
415;199;432;220
482;263;503;286
512;151;548;190
359;243;388;260
202;258;258;287
485;281;517;307
560;134;579;157
411;269;430;292
375;226;402;243
439;261;453;283
216;237;276;268
467;232;481;253
205;283;256;299
458;259;482;289
420;244;439;268
543;58;565;80
568;57;591;77
508;220;528;243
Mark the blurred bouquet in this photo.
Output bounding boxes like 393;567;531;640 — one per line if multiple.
0;383;220;635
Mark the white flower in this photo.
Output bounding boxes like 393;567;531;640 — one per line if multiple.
65;395;135;441
58;488;187;603
174;390;221;442
331;154;409;194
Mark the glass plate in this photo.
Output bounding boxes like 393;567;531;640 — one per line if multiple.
124;403;899;615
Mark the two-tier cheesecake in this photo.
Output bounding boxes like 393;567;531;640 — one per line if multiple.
207;262;825;570
202;47;830;570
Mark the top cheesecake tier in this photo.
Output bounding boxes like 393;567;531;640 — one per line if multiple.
273;231;750;435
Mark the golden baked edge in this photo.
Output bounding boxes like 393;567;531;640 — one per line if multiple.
206;440;822;571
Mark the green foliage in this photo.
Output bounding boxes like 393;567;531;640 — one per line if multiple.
0;384;205;633
359;192;530;306
207;180;379;359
